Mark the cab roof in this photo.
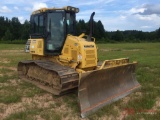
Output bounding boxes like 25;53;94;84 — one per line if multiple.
32;6;79;15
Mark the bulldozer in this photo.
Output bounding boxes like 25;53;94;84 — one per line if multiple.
17;6;141;118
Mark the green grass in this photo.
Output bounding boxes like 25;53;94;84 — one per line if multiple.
88;101;119;119
63;92;79;113
0;93;21;104
19;82;46;97
4;108;44;120
0;44;25;50
0;85;21;103
0;43;160;120
0;68;13;73
0;75;16;83
94;43;160;119
41;110;62;120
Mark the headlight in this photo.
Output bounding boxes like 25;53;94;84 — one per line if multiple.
67;6;79;13
72;8;75;11
31;45;35;48
75;8;79;13
67;6;71;11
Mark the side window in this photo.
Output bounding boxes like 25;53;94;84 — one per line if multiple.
31;15;44;34
30;16;34;34
66;13;75;35
39;15;44;34
34;16;38;33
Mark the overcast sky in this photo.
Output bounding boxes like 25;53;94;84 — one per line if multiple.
0;0;160;31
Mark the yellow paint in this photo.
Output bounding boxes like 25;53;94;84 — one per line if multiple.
29;34;97;70
28;6;135;73
32;6;79;15
29;38;44;56
60;35;97;69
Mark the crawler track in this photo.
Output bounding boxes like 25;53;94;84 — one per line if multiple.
17;60;79;95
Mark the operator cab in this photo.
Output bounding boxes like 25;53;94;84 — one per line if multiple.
29;6;79;55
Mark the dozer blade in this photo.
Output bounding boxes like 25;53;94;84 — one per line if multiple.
78;63;141;118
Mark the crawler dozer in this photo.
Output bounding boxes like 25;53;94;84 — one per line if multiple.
18;6;141;118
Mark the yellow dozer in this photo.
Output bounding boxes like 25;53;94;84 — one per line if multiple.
17;6;141;118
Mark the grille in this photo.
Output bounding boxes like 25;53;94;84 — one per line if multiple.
86;54;95;59
64;48;69;54
86;50;94;54
72;50;77;60
86;60;95;65
85;49;96;65
37;41;42;48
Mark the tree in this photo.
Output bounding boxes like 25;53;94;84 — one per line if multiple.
0;17;6;39
3;29;13;40
112;30;124;41
0;15;160;43
94;20;105;39
76;19;87;35
10;17;21;40
21;20;30;39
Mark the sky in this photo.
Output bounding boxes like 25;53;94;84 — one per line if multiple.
0;0;160;32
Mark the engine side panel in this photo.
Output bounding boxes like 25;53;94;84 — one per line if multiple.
60;35;98;69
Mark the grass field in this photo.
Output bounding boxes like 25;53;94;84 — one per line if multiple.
0;43;160;120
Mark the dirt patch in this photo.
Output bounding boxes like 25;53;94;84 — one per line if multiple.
0;66;17;79
96;114;124;120
59;104;88;120
22;94;55;108
0;50;24;53
0;58;10;64
9;79;21;86
135;92;142;97
144;67;159;73
0;66;16;71
153;98;160;110
100;48;121;52
118;112;126;120
0;103;25;119
0;94;55;119
0;83;10;87
34;115;45;120
0;50;25;56
0;73;3;77
122;92;142;104
51;97;88;120
98;116;114;120
100;48;142;52
122;49;142;51
122;96;130;104
9;67;16;71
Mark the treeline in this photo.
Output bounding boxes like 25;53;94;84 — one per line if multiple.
76;19;160;43
0;16;160;43
0;16;30;42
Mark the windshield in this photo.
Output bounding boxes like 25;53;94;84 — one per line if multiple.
46;12;64;51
